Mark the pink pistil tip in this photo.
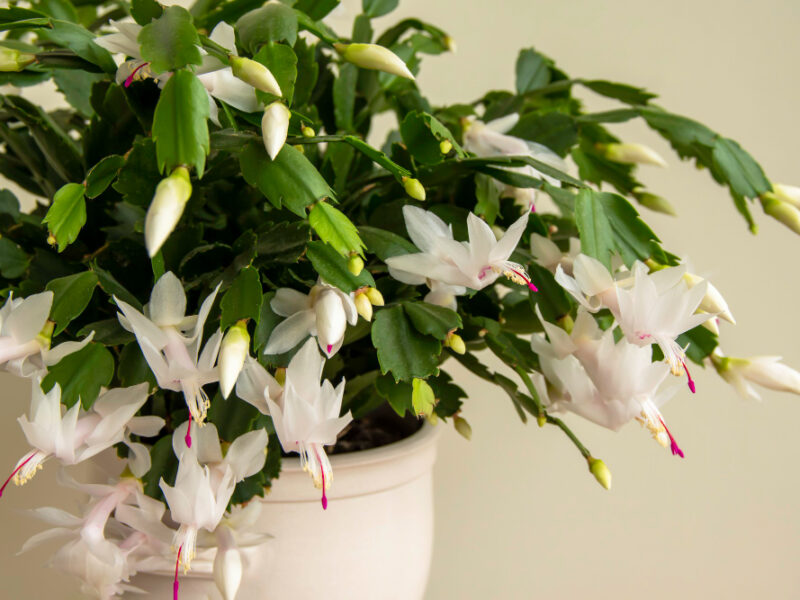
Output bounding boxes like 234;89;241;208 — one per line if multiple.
124;62;148;88
321;492;328;510
326;344;333;354
682;360;696;394
185;418;192;448
529;203;536;213
173;545;182;600
670;440;685;458
527;281;538;293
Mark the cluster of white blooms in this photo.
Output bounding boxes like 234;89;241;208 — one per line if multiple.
1;271;353;599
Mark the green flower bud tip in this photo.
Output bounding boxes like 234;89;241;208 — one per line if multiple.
365;287;384;306
230;55;282;97
347;254;365;276
761;193;800;236
536;414;547;428
0;47;35;72
439;139;453;155
402;176;426;201
588;457;612;490
453;416;472;440
634;189;677;217
302;126;316;137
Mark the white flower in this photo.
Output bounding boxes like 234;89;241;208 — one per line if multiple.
0;291;93;377
532;309;683;455
386;206;536;293
267;338;353;509
554;253;619;313
261;101;291;160
1;381;150;494
712;349;800;401
114;272;222;433
263;281;357;358
95;21;261;125
462;114;567;209
615;262;711;387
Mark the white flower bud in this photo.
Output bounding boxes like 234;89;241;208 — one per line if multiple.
772;183;800;209
714;350;800;401
365;287;384;306
213;527;243;600
354;292;372;321
761;193;800;235
333;42;415;80
0;47;35;72
633;189;677;216
219;321;250;399
229;55;282;97
602;142;667;167
144;167;192;257
261;101;291;160
683;272;735;324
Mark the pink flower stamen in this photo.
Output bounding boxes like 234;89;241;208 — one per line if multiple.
0;451;35;498
173;545;182;600
124;62;149;88
313;446;328;510
508;268;538;292
185;416;192;449
682;360;696;394
658;416;684;458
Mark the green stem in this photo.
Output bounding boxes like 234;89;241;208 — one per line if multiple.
199;35;232;64
547;415;591;460
285;135;348;144
514;366;545;417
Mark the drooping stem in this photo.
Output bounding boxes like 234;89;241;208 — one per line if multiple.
514;366;545;417
547;415;592;460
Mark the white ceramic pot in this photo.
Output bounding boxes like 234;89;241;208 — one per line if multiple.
129;422;441;600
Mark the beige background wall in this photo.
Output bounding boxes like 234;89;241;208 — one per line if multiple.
2;0;800;598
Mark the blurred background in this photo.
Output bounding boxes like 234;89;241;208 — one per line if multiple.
2;0;800;598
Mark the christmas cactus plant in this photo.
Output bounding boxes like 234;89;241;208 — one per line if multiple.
1;0;799;598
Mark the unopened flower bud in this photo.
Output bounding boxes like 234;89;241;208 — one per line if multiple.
443;36;457;53
365;287;384;306
439;139;453;155
347;253;364;276
601;142;667;168
762;192;800;235
214;527;243;600
354;292;373;321
588;457;612;490
700;313;719;335
633;189;677;216
261;101;291;160
219;321;250;399
0;48;35;72
274;367;286;386
144;166;192;257
537;414;547;427
402;176;426;201
229;55;282;97
683;272;735;324
46;234;57;247
772;183;800;209
453;415;472;440
333;42;415;80
713;348;800;401
445;332;466;354
301;125;315;137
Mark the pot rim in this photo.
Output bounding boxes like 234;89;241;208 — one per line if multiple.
279;419;442;474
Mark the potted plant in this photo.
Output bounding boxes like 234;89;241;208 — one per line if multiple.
1;0;799;598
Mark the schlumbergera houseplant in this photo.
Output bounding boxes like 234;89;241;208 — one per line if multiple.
2;0;800;597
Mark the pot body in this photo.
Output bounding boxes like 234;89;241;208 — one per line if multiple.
129;422;440;600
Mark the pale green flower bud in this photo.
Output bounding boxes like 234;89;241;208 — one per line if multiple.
633;189;677;216
683;272;735;324
453;415;472;440
588;457;612;490
772;183;800;209
347;254;364;276
301;125;315;138
365;287;384;306
261;101;291;160
0;47;35;72
402;176;426;201
445;332;466;355
144;167;192;257
439;139;453;155
761;193;800;235
354;291;373;321
333;42;415;80
219;321;250;399
601;142;667;167
229;55;282;97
